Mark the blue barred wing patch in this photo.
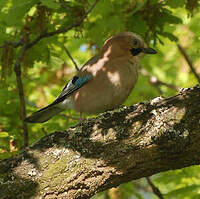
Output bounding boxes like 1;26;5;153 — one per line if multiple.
52;74;93;105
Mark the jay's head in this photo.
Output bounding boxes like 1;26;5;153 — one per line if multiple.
101;32;157;59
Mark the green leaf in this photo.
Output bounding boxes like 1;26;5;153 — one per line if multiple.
149;0;159;5
0;132;9;138
41;0;60;9
128;14;147;36
0;0;8;11
132;0;147;15
0;152;12;160
163;11;182;24
166;0;186;8
0;0;39;26
160;32;178;42
165;185;200;198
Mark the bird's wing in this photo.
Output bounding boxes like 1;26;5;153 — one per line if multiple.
24;74;93;123
51;74;93;105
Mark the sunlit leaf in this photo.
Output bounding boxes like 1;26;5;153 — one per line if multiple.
0;132;9;138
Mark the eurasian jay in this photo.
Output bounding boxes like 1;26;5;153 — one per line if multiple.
25;32;157;123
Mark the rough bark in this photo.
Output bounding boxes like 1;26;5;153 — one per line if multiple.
0;85;200;199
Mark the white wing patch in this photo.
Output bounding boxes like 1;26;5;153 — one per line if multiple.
56;96;74;109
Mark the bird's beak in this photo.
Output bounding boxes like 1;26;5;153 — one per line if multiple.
130;47;157;56
141;47;157;54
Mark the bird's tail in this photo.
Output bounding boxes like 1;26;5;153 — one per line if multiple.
24;105;63;123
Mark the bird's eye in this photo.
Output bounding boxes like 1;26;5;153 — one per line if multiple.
133;39;140;47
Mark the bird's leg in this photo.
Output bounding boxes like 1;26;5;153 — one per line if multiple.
79;112;87;123
80;112;84;122
80;112;82;121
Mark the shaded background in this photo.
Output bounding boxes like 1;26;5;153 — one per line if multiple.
0;0;200;198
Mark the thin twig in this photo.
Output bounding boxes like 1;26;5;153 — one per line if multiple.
149;76;179;91
63;46;79;71
26;0;100;50
59;113;80;121
0;36;24;49
58;0;73;12
146;177;164;199
141;68;179;94
14;44;29;148
177;44;200;83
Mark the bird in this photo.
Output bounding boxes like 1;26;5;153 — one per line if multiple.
25;32;157;123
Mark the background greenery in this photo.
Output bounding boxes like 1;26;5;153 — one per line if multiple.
0;0;200;198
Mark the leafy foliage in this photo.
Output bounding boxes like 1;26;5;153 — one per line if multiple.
0;0;200;198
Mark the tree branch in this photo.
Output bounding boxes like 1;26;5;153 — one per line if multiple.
177;44;200;83
0;0;99;50
0;85;200;198
26;0;100;50
14;44;29;147
0;36;24;49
